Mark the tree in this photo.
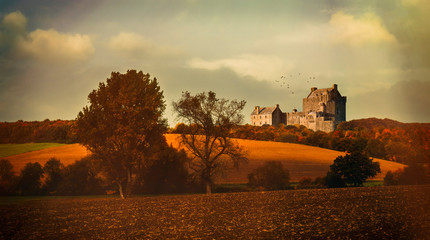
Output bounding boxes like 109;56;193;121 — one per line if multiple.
324;171;346;188
76;70;167;198
0;159;18;195
57;157;105;195
329;152;381;186
247;161;290;190
173;91;247;194
17;162;44;195
140;146;191;195
383;171;399;186
42;158;64;195
384;164;430;186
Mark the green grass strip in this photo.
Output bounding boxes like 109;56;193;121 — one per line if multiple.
0;143;66;158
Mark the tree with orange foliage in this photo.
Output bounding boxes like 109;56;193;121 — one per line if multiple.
76;70;167;198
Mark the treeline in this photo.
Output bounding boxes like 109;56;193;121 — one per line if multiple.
173;118;430;165
0;120;77;144
0;146;200;196
2;118;429;165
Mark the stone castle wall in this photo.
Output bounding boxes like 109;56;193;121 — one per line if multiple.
251;84;346;132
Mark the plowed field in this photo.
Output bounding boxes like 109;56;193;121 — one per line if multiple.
1;185;429;239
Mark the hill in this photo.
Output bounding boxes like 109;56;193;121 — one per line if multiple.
2;118;428;166
4;144;89;173
4;134;405;182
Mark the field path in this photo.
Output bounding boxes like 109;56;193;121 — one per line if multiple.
4;134;405;182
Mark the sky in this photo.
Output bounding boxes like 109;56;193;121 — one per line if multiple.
0;0;429;126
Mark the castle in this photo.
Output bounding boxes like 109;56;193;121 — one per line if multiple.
251;84;347;132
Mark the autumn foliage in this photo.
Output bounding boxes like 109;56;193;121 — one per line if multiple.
0;120;77;144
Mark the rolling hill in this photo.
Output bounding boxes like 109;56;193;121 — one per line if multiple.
4;134;406;183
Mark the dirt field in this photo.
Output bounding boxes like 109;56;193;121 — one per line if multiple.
4;134;405;182
1;185;429;239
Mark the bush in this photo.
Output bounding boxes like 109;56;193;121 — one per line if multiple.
383;171;399;186
0;159;18;195
42;158;64;195
17;162;44;195
324;171;346;188
384;164;429;186
57;157;105;195
296;177;313;189
248;161;290;190
296;177;327;189
139;147;191;195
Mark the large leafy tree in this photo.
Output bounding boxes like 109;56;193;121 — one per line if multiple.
330;152;381;186
76;70;167;198
173;91;247;194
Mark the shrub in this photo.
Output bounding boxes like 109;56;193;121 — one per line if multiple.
324;171;346;188
0;159;18;195
42;157;64;195
296;177;313;189
248;161;290;190
140;147;191;195
17;162;44;195
384;164;429;186
57;157;105;195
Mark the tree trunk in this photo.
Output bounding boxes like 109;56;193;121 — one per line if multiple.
206;182;212;194
125;169;134;197
118;182;125;199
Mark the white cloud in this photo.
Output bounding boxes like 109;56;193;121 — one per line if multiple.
1;11;27;33
17;29;94;62
329;11;397;46
108;32;182;58
0;11;94;62
188;54;294;81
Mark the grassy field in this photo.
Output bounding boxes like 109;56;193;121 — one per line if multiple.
0;185;429;239
0;143;66;158
3;134;405;182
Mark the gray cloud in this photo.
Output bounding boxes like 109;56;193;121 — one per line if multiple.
348;79;430;123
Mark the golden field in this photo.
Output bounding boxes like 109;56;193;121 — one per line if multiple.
4;134;406;182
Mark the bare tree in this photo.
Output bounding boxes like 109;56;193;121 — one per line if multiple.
173;91;247;194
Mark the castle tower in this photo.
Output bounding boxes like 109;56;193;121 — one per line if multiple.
302;84;346;129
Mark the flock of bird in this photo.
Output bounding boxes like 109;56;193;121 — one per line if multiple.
274;73;318;95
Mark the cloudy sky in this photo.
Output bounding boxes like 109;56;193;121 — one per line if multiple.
1;0;429;125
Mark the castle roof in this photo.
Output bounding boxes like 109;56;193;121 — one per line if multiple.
306;85;341;99
251;106;276;115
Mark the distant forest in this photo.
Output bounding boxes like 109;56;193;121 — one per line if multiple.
1;118;429;165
